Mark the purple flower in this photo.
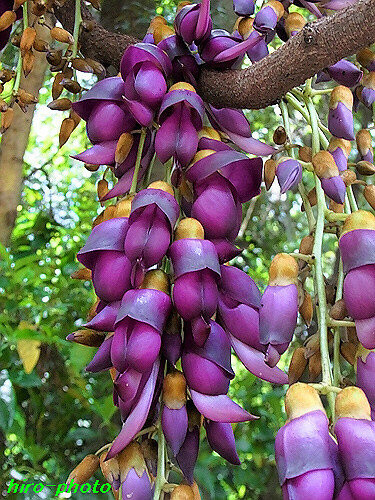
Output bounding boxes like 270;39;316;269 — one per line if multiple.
328;86;355;140
275;158;302;194
356;129;374;163
356;348;375;419
312;151;346;204
326;59;363;88
233;0;255;16
158;35;199;86
155;83;204;167
174;0;212;45
361;72;375;108
204;420;240;465
161;371;188;456
328;137;351;172
254;1;284;35
176;402;201;484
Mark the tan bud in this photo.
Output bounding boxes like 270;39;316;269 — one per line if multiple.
115;132;134;165
328;199;345;213
67;454;100;485
264;158;276;190
0;99;8;112
20;27;36;57
71;268;92;280
308;351;322;381
341;209;375;236
33;37;49;52
328;137;351;158
163;371;187;409
22;50;35;77
285;382;325;421
330;299;347;320
114;197;133;218
100;452;120;485
299;291;313;326
84;163;100;172
273;125;287;145
46;49;62;66
68;329;105;347
356;129;372;157
117;442;148;482
356;160;375;176
299;235;314;255
48;98;72;111
1;107;13;133
18;89;38;105
285;12;306;37
298;145;312;163
340;169;357;186
335;386;371;420
340;341;357;366
268;253;299;286
189;149;215;167
148;180;174;196
330;85;353;110
288;347;308;385
0;10;16;31
238;17;254;39
140;269;169;294
169;81;196;93
364;185;375;210
312;151;339;179
267;0;284;20
59;118;76;147
72;57;95;73
175;218;204;240
97;179;109;200
171;485;195;500
61;78;81;94
50;26;75;45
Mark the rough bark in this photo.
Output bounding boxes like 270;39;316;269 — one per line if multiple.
55;0;375;110
0;21;49;246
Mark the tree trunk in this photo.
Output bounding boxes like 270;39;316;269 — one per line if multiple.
0;21;49;246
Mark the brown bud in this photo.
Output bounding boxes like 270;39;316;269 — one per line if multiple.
308;351;322;381
273;125;287;145
72;57;94;73
299;234;314;255
299;291;313;326
115;132;134;165
117;442;149;483
50;26;75;45
140;269;169;294
285;11;305;37
171;485;195;500
335;386;371;420
67;454;100;485
20;27;36;57
84;58;106;76
364;185;375;210
312;151;339;179
285;383;324;421
140;439;158;477
0;69;15;83
163;371;187;409
71;267;91;280
298;145;312;163
68;329;105;347
33;37;49;52
330;299;347;320
13;0;27;9
264;158;276;190
84;163;100;172
11;33;21;47
52;73;65;100
325;283;337;305
307;187;317;207
18;89;38;105
69;108;81;128
268;253;299;286
59;117;75;147
288;347;308;384
341;210;375;236
100;452;120;486
0;10;16;32
22;50;35;77
148;180;174;196
0;99;8;112
1;107;13;133
46;49;62;66
48;98;72;111
175;218;204;240
328;199;344;213
340;341;357;366
97;179;109;200
304;333;320;359
61;78;81;94
31;0;47;16
114;196;133;218
330;85;353;110
356;160;375;176
87;0;101;9
356;129;372;158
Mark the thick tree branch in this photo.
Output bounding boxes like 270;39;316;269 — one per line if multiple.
55;0;375;109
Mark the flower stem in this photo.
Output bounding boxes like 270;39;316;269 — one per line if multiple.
130;127;147;194
153;421;166;500
72;0;82;58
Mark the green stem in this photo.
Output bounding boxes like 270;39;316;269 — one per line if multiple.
72;0;82;58
130;127;147;194
333;258;344;387
347;185;358;212
144;152;156;188
153;421;166;500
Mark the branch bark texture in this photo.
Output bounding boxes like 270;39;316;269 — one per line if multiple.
54;0;375;110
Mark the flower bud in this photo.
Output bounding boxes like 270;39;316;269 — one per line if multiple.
356;160;375;176
72;57;94;73
328;85;354;140
67;454;100;485
312;151;346;204
328;137;351;172
288;347;307;385
1;108;13;133
268;253;299;286
341;209;375;236
264;158;276;190
308;351;322;381
59;117;76;147
285;382;324;421
66;329;105;347
147;180;174;196
299;234;314;255
175;218;205;240
117;442;152;499
100;452;120;490
48;98;72;111
140;269;170;294
22;50;35;77
357;47;375;71
97;179;109;200
356;129;373;163
84;163;100;172
114;197;133;218
364;185;375;210
335;386;371;421
171;484;195;500
50;27;75;45
163;371;187;409
285;12;306;37
298;145;312;163
273;126;287;145
20;27;36;57
299;291;313;326
275;157;302;194
33;37;49;52
0;10;16;31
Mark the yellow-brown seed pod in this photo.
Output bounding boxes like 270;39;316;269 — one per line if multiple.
140;269;170;294
273;126;287;145
335;386;371;421
285;12;306;37
340;341;357;366
330;299;347;320
50;26;75;45
20;27;36;57
48;98;72;111
299;291;313;326
59;118;76;148
171;485;195;500
1;107;13;133
340;169;357;187
341;209;375;237
356;160;375;176
330;85;353;110
100;452;120;486
117;442;149;483
22;50;35;77
364;185;375;210
288;347;308;385
68;329;105;347
285;382;325;421
175;217;204;240
197;126;221;142
148;180;174;196
312;151;339;179
298;145;312;163
71;267;92;280
328;137;351;158
33;37;49;52
0;10;16;31
268;253;299;286
169;81;196;93
163;371;187;409
114;196;134;218
264;158;276;190
67;454;100;485
356;129;372;158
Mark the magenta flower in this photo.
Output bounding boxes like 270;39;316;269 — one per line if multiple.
356;348;375;420
328;137;351;172
253;1;284;34
174;0;212;45
328;86;355;141
275;158;303;194
161;371;188;456
158;35;199;86
326;59;363;88
233;0;255;16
